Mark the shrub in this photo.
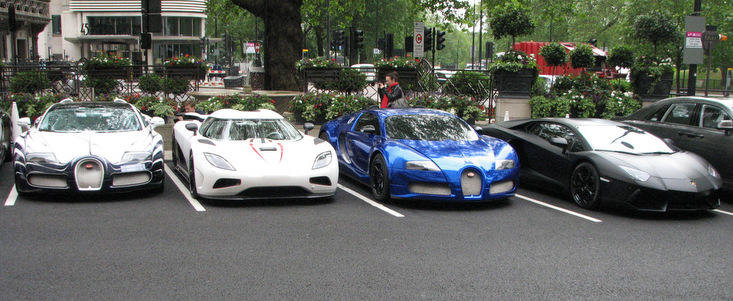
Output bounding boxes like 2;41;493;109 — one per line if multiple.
163;55;208;75
531;76;548;97
5;93;62;118
539;43;567;67
489;50;539;75
600;91;641;119
444;71;492;100
569;44;595;69
633;11;679;55
150;100;177;118
330;68;367;94
325;95;376;120
196;94;277;114
290;93;334;122
138;74;162;95
296;57;341;71
84;78;120;94
607;45;635;68
529;96;570;118
630;56;674;96
490;1;535;45
609;79;632;93
162;78;190;96
407;95;485;122
10;72;51;94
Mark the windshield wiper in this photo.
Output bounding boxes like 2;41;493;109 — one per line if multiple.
594;149;639;155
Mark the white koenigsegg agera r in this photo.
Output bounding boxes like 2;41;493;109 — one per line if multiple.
172;109;338;200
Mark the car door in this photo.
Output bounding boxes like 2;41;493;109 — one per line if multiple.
656;102;702;151
687;104;733;182
346;113;380;174
521;122;578;186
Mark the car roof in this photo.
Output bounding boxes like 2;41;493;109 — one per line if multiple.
501;118;623;129
363;108;456;118
655;96;733;111
209;109;283;120
51;102;134;109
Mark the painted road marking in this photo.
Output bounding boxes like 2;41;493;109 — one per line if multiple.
712;209;733;216
338;184;404;218
514;193;602;223
4;185;17;207
164;165;206;212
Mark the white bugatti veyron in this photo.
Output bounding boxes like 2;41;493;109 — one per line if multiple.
172;109;338;200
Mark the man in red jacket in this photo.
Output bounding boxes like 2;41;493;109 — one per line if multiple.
377;72;407;108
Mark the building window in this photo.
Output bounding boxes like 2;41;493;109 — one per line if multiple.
163;17;202;37
52;15;62;35
154;42;202;63
87;16;142;35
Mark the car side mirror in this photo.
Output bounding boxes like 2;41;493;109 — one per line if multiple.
473;125;483;132
150;117;165;129
360;124;377;135
185;123;199;136
549;137;568;148
304;122;315;135
17;117;31;132
718;120;732;135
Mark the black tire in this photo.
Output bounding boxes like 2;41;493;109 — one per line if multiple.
188;152;199;199
150;180;165;194
14;173;33;197
570;162;602;210
369;154;390;202
172;135;180;168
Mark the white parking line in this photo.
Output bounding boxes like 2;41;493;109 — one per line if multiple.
713;209;733;216
338;184;404;218
164;165;206;212
514;193;602;223
4;185;17;207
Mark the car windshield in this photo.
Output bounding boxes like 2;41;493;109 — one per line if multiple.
39;106;141;132
207;119;302;141
577;125;674;154
385;114;478;141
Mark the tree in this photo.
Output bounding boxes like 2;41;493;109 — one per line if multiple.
489;1;535;47
607;45;634;68
539;42;567;76
632;11;679;56
569;44;594;69
230;0;304;91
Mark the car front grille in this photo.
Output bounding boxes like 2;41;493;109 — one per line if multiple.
75;158;104;191
461;169;482;196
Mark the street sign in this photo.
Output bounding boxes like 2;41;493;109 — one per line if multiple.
373;48;381;55
413;22;424;58
245;42;256;54
683;16;705;65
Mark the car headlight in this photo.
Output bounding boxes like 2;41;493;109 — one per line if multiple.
405;160;440;171
120;151;150;164
495;159;515;170
204;152;236;171
27;152;58;164
313;151;332;169
707;164;719;178
620;166;650;182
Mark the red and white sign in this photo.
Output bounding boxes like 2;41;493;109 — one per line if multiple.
414;22;424;58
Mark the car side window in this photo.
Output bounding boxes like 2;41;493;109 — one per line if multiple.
202;119;227;140
354;113;380;135
647;104;671;121
700;105;732;129
535;122;584;152
662;103;696;125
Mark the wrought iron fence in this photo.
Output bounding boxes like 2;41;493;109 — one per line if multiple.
1;63;205;103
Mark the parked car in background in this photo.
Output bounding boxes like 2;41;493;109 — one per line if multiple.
621;97;733;191
172;109;338;200
1;109;11;163
478;118;722;211
319;108;519;202
13;100;166;195
351;64;376;83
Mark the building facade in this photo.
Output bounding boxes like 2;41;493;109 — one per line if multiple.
1;0;52;61
38;0;206;64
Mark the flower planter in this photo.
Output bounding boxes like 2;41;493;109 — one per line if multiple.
164;67;203;80
631;71;673;100
303;67;342;90
86;66;128;79
377;67;419;91
493;69;537;98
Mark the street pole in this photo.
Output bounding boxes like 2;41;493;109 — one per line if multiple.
478;0;483;70
326;0;331;59
470;4;476;68
687;0;702;96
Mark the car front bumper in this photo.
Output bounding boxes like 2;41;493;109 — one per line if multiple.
389;167;519;202
600;178;720;212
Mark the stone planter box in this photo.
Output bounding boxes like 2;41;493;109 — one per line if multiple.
86;66;128;79
493;69;537;98
302;67;342;91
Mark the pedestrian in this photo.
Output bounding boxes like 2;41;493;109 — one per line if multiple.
377;71;408;108
176;100;205;121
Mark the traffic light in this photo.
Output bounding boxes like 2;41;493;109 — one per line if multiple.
351;29;364;52
331;30;345;51
424;27;433;52
436;30;446;50
385;33;394;58
377;38;386;51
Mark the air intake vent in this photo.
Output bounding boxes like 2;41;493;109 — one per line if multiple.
461;169;483;196
75;158;104;191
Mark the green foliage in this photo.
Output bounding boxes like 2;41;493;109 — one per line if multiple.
569;44;595;69
196;94;277;114
609;79;632;93
163;55;208;75
529;96;570;118
535;73;640;119
490;1;535;42
488;50;539;74
630;56;674;96
138;74;163;95
10;72;51;94
325;94;377;120
531;77;548;97
296;57;341;71
607;45;635;68
150;100;177;118
162;78;190;96
330;68;367;94
408;94;485;122
632;11;679;51
539;43;567;67
290;93;333;123
4;93;62;118
374;57;421;69
84;53;131;69
84;78;120;94
444;71;491;100
127;94;161;114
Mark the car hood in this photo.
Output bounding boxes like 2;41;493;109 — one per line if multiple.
395;139;495;171
600;151;721;191
204;136;333;171
24;130;154;163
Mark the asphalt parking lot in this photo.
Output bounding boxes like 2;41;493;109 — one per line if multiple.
1;160;731;299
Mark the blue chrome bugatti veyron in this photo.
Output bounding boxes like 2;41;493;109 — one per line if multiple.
319;108;519;202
